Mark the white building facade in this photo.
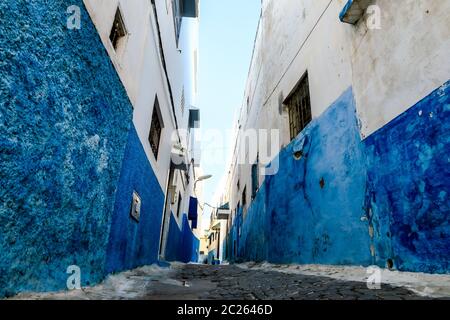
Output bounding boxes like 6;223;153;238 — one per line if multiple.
1;0;202;296
85;0;203;267
221;0;450;274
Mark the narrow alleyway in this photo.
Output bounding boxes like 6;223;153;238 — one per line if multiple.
11;263;449;300
1;0;449;303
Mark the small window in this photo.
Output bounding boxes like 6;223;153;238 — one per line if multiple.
285;72;312;141
109;7;127;51
246;96;250;114
251;161;258;200
149;96;164;159
242;186;247;208
176;192;182;217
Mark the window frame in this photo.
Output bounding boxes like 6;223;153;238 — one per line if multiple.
251;160;259;200
148;95;164;160
176;192;183;217
242;186;247;208
109;6;128;52
285;72;312;141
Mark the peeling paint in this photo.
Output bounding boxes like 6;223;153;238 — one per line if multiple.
227;82;450;273
228;88;372;266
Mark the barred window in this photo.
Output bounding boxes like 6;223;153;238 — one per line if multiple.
176;192;182;217
251;161;258;200
149;96;164;159
109;7;127;51
286;72;312;141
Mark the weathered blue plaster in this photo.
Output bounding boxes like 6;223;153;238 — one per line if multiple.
105;125;165;274
231;88;372;266
0;0;133;297
364;81;450;273
165;214;199;263
227;83;450;274
227;207;243;261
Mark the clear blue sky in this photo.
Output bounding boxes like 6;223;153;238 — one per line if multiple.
197;0;261;219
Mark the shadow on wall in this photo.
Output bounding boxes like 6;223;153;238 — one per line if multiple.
227;82;450;274
165;214;200;263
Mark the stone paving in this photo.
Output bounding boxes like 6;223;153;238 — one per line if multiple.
175;264;428;300
11;263;441;300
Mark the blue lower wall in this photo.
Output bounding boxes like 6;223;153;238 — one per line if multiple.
364;81;450;273
0;0;133;297
105;125;165;274
229;82;450;273
232;88;372;266
165;214;200;263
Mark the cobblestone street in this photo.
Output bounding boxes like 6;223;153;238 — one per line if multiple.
12;263;450;300
173;264;425;300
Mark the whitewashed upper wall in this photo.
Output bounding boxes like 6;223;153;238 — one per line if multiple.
240;0;353;149
83;0;149;106
84;0;199;210
226;0;450;212
351;0;450;137
228;0;353;213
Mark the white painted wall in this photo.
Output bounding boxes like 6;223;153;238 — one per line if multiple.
84;0;201;231
83;0;148;106
192;167;205;239
221;0;450;225
224;0;354;217
350;0;450;137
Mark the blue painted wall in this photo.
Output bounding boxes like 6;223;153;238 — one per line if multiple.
230;88;372;266
105;125;165;274
0;0;134;297
165;214;200;263
228;82;450;273
364;81;450;273
207;250;219;265
227;207;243;261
